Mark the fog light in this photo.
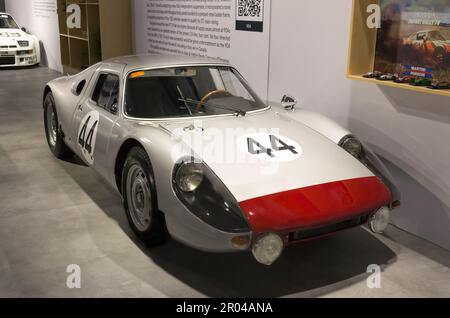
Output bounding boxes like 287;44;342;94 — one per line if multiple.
369;206;391;234
251;233;284;266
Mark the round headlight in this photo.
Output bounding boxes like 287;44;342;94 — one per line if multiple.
252;233;284;266
175;162;204;192
369;206;391;234
341;136;363;158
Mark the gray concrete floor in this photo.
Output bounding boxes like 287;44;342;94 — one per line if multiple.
0;66;449;298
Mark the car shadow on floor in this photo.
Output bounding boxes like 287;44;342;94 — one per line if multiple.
0;64;41;71
60;156;397;297
143;228;396;297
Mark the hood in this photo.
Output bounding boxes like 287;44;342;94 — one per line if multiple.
0;28;30;45
161;109;375;203
443;41;450;52
433;40;450;48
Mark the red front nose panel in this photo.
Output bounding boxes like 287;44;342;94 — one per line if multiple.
239;176;392;234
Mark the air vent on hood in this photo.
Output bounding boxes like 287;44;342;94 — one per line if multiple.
17;41;29;47
0;32;20;37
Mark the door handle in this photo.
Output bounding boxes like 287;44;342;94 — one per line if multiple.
78;104;83;111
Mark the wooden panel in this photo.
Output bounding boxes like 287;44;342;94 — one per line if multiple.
347;0;379;77
348;75;450;98
68;2;88;39
57;0;68;35
69;37;89;69
87;4;102;64
98;0;132;60
59;35;70;66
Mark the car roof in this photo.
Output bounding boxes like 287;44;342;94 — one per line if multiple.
105;54;230;74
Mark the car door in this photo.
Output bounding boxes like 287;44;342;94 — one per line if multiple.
72;63;124;179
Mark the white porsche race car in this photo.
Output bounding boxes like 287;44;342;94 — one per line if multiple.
0;13;40;67
43;55;401;265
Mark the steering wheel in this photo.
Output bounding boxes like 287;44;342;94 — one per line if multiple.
195;89;231;113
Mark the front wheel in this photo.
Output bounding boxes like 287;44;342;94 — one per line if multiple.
43;92;72;159
121;147;168;246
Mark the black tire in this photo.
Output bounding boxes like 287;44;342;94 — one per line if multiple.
121;147;168;246
43;92;73;159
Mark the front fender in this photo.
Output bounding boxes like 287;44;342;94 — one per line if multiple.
277;106;350;144
275;105;400;204
110;121;245;252
29;34;41;63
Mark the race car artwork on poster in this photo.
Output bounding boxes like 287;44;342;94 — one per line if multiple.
0;12;40;68
42;54;401;265
374;0;450;82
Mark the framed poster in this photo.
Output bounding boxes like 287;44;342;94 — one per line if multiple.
374;0;450;82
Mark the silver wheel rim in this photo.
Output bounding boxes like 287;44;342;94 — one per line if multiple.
126;163;152;232
46;105;57;147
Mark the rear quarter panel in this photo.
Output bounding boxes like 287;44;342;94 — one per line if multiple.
45;65;99;141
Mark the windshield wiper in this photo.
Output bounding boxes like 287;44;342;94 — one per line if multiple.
176;86;192;116
178;97;247;117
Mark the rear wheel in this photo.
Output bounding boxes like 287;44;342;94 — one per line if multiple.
121;147;168;246
43;92;72;159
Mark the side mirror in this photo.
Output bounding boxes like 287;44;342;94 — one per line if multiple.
21;27;28;33
281;94;297;110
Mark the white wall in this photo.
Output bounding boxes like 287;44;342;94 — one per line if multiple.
5;0;62;72
268;0;450;250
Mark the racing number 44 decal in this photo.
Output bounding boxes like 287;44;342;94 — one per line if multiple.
78;110;99;165
238;133;302;162
79;117;97;154
247;135;298;158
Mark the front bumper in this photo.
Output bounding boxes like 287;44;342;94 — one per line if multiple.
239;176;392;234
166;176;392;254
165;204;253;253
0;49;39;67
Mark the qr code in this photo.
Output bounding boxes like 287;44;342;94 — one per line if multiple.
237;0;262;18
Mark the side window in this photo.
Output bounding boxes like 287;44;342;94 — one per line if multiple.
92;73;120;112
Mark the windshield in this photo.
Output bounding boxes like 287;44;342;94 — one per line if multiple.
428;31;446;41
0;14;19;29
125;66;267;119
